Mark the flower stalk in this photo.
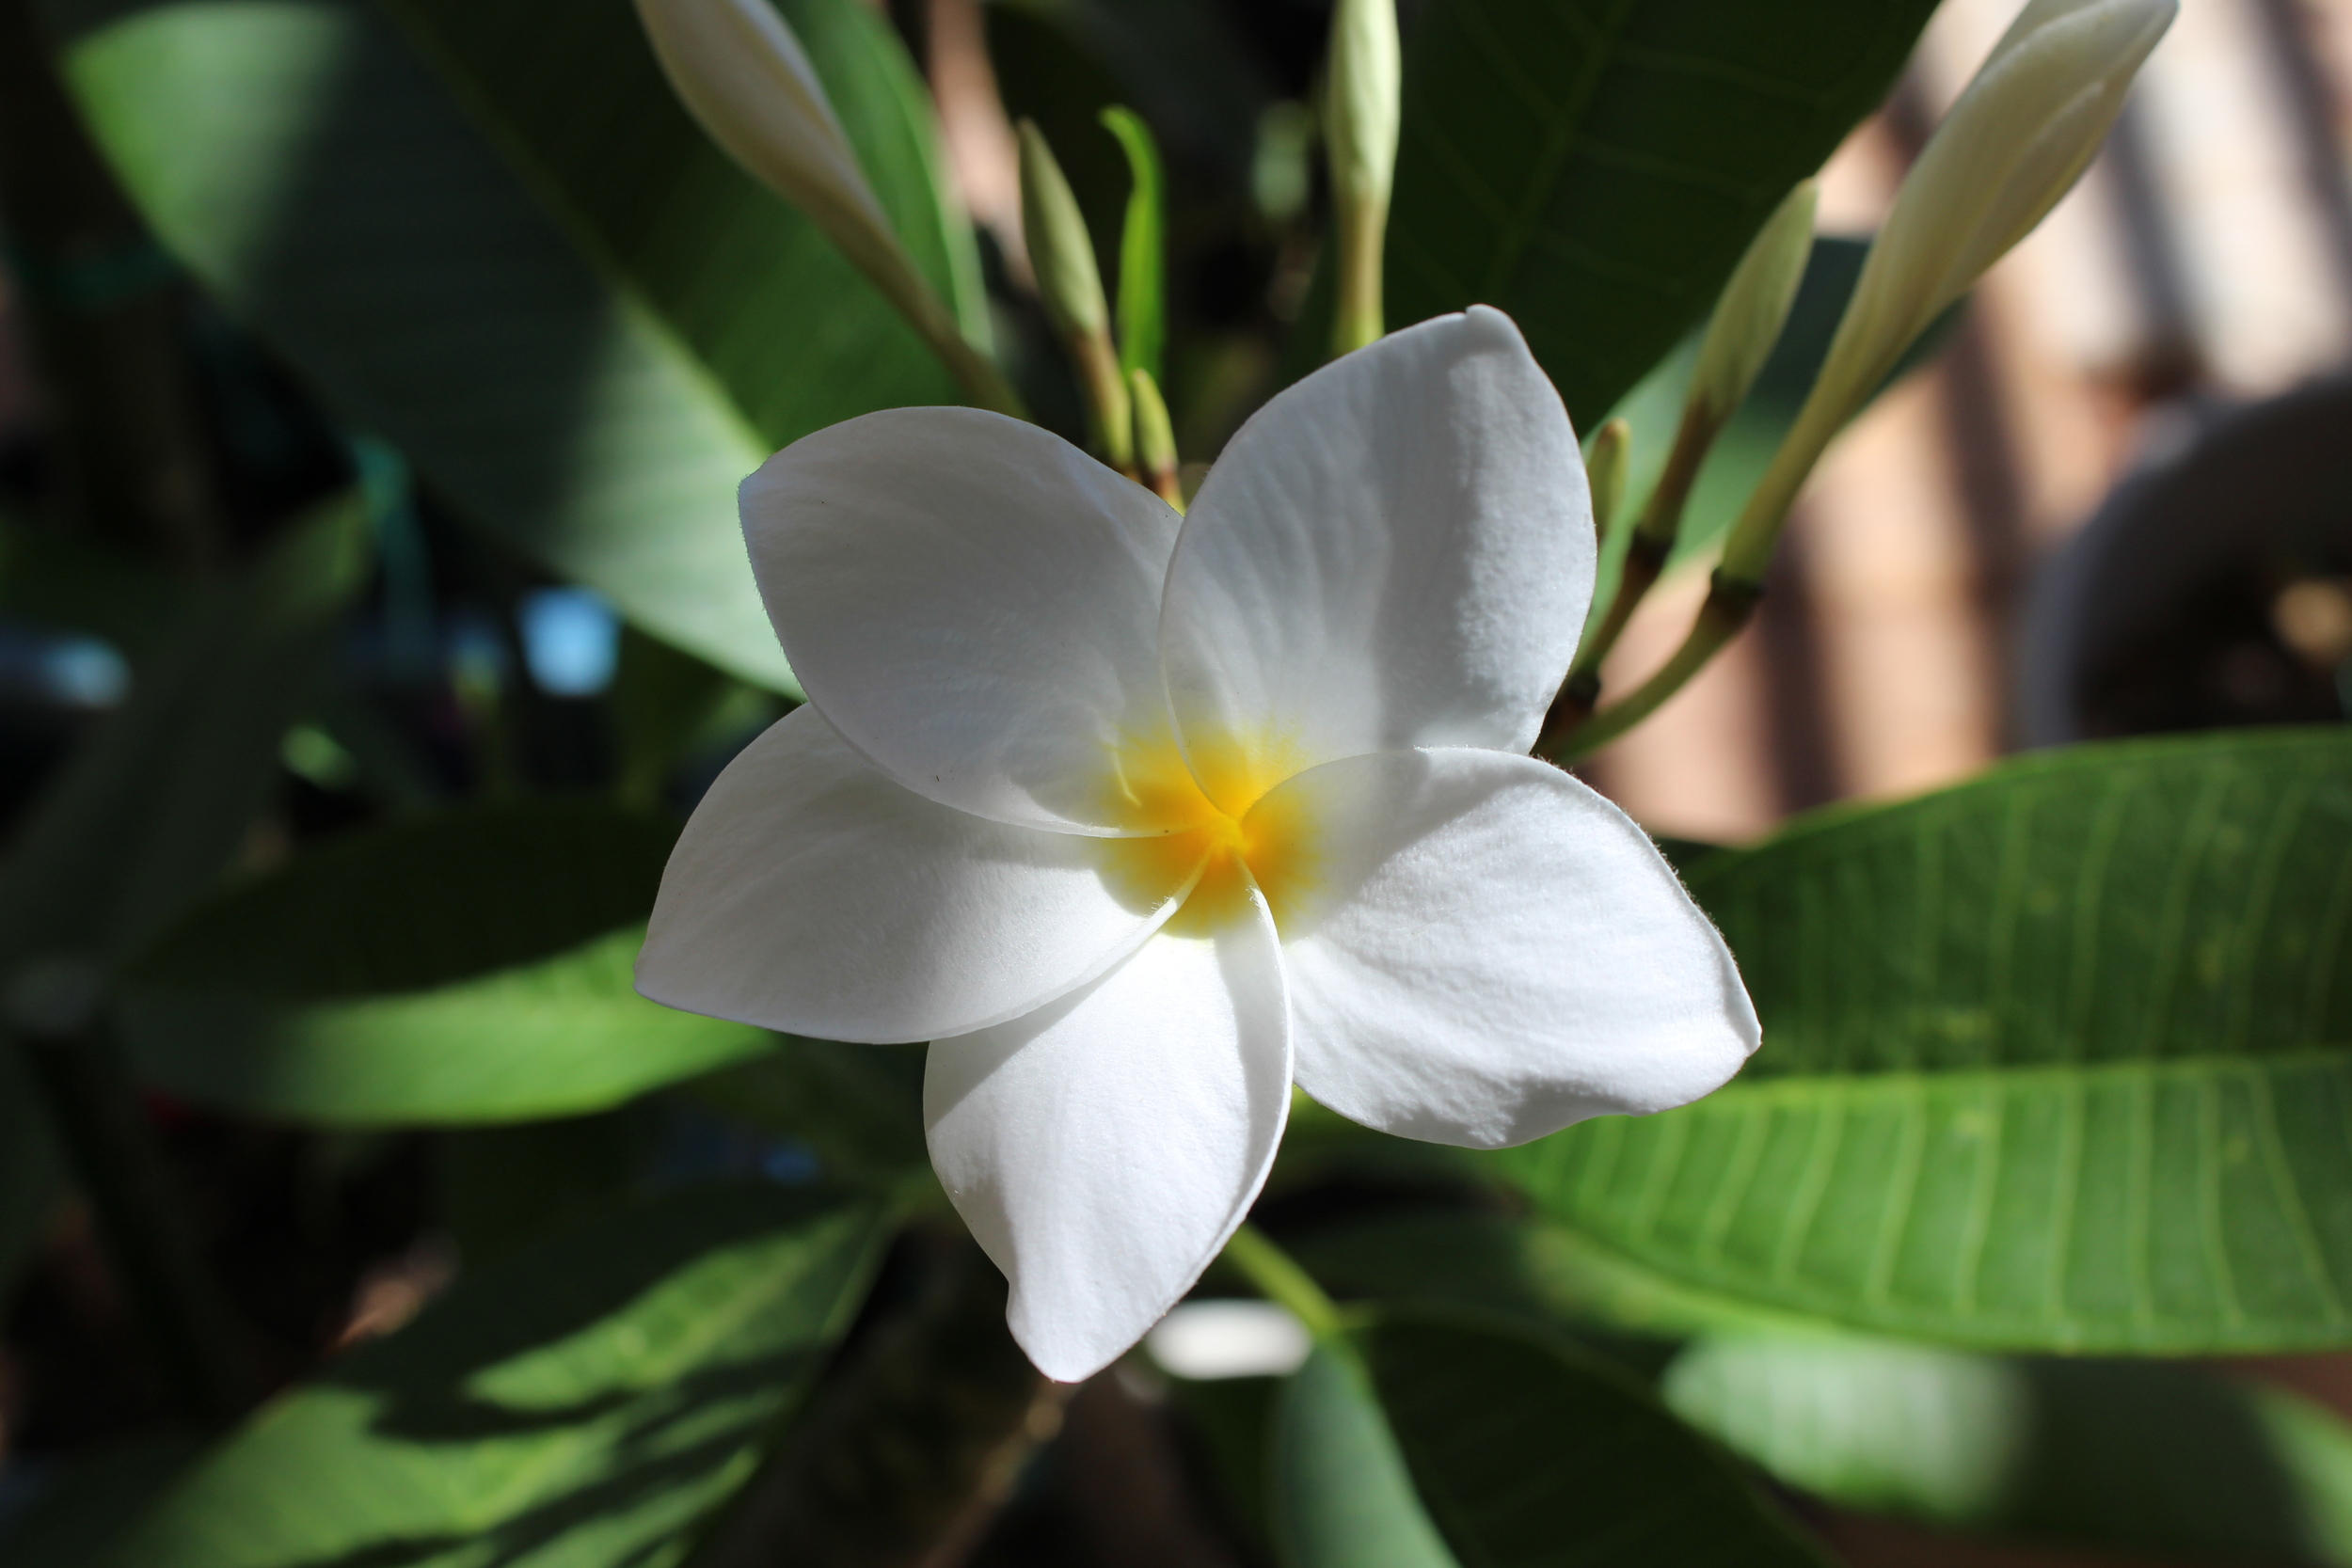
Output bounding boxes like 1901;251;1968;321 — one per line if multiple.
1130;367;1182;509
1536;182;1814;757
633;0;1025;418
1551;0;2174;761
1220;1223;1344;1341
1324;0;1400;356
1020;120;1135;473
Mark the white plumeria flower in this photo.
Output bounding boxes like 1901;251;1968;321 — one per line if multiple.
638;308;1760;1381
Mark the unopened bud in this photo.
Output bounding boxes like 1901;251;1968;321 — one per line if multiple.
1020;119;1110;342
635;0;895;282
1020;121;1131;467
1324;0;1400;356
1722;0;2173;584
1687;182;1817;434
1815;0;2174;437
1131;368;1181;509
1585;418;1631;544
633;0;1025;416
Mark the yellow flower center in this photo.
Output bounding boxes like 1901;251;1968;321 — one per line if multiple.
1094;724;1317;936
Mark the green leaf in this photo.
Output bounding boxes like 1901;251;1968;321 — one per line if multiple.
49;0;962;692
1272;1340;1462;1568
95;1182;889;1568
1665;1331;2352;1566
1389;0;1939;424
1289;1209;1817;1347
1361;1311;1826;1566
1100;105;1166;384
119;800;771;1125
1494;727;2352;1354
0;491;370;972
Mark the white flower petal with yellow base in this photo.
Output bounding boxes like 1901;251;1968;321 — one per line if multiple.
639;708;1193;1044
1160;307;1591;809
1258;747;1758;1148
642;308;1760;1383
744;408;1184;835
925;895;1292;1382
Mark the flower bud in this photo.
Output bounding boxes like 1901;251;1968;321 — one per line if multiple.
1131;367;1181;509
634;0;895;279
1813;0;2174;438
1018;119;1111;343
1686;181;1817;435
1324;0;1400;355
634;0;1025;416
1585;417;1631;544
1020;120;1131;468
1720;0;2173;584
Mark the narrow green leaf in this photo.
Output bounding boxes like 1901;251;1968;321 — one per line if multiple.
1362;1311;1826;1566
0;491;369;972
94;1183;889;1568
119;800;770;1125
1389;0;1938;424
1493;728;2352;1354
1100;104;1166;384
1272;1341;1461;1568
1666;1331;2352;1566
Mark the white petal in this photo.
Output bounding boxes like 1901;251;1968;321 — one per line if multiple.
744;407;1185;834
638;706;1200;1044
1259;748;1757;1148
1158;308;1589;809
925;901;1292;1381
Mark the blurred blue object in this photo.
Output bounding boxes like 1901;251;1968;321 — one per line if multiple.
0;624;130;709
518;587;618;697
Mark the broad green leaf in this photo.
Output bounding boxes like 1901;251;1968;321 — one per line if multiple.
1389;0;1939;425
1361;1311;1826;1566
1272;1341;1461;1568
49;0;962;691
1494;728;2352;1354
1666;1332;2352;1566
0;492;369;972
96;1183;888;1568
1290;1209;1817;1346
119;800;771;1124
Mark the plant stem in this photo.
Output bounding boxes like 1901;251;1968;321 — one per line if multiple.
11;1011;254;1424
1221;1223;1344;1341
1556;571;1764;760
1329;194;1388;357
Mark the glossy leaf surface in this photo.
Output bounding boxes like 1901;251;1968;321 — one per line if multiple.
1389;0;1938;424
1495;729;2352;1353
